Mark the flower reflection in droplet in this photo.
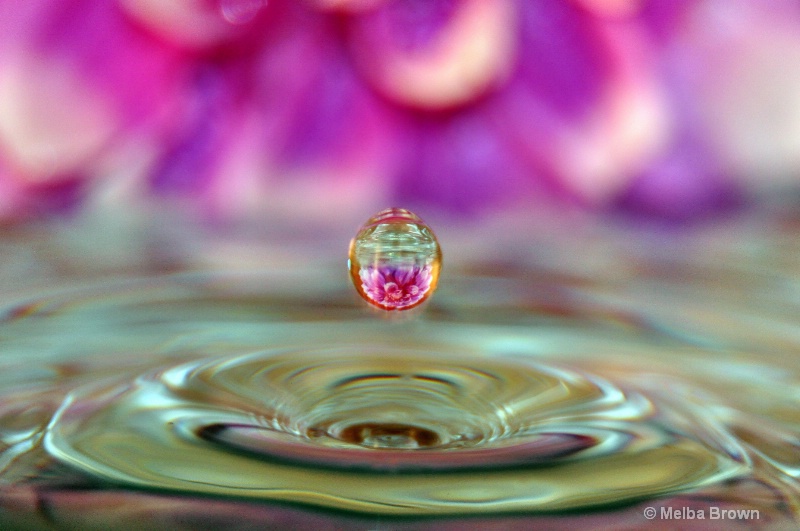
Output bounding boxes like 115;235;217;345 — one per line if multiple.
348;208;441;311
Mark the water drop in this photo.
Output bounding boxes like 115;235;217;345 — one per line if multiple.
348;208;442;311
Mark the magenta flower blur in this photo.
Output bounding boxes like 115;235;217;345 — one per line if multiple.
0;1;799;223
360;264;432;310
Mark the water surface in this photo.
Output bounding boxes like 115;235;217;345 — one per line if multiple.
0;211;797;529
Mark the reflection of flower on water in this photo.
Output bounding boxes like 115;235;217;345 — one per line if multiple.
1;0;800;222
360;264;432;309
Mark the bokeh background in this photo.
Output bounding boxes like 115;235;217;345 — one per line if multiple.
3;0;800;229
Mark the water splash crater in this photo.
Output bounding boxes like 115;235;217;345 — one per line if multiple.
43;346;747;515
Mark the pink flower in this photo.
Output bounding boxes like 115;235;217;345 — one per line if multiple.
359;264;433;309
1;0;799;223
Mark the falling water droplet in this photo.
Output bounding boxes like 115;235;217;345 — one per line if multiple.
219;0;265;25
349;208;442;311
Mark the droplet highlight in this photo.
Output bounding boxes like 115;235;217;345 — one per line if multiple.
349;208;442;311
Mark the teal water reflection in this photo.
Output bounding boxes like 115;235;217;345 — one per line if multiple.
0;211;797;529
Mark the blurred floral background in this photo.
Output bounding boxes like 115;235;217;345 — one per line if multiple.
1;0;800;226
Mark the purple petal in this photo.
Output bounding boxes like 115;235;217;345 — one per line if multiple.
514;1;612;117
391;109;542;215
392;266;414;287
614;135;743;222
150;68;240;194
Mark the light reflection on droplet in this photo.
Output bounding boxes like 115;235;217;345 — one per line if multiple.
349;208;442;311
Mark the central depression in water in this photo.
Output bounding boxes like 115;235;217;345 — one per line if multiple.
40;315;745;515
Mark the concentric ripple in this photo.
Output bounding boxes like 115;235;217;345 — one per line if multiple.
4;210;800;526
43;346;746;515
